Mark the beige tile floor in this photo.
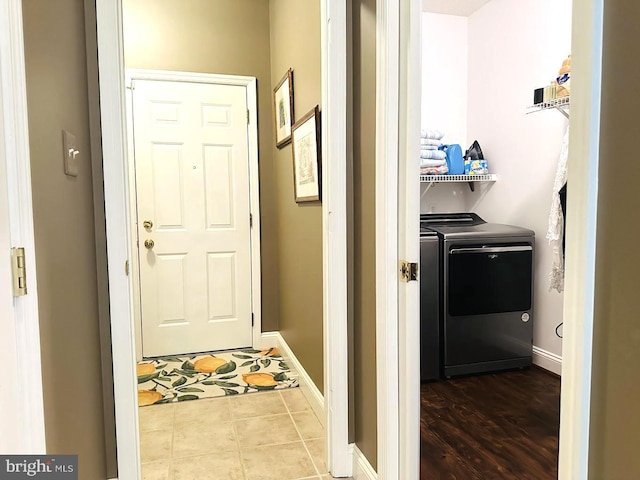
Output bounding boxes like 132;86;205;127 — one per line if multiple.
139;388;345;480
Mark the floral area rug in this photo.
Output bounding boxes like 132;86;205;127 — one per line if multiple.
137;347;297;406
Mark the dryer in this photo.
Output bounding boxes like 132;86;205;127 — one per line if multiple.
421;213;535;378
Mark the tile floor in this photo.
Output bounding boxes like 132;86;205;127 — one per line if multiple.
139;387;342;480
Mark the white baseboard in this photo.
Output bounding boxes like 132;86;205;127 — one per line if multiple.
532;346;562;376
351;444;377;480
273;332;325;427
257;331;279;349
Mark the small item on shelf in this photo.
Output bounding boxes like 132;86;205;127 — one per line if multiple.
440;144;464;175
555;54;571;98
533;87;544;105
543;82;557;102
464;140;488;175
464;159;489;175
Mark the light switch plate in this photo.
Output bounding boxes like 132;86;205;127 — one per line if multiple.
62;129;79;177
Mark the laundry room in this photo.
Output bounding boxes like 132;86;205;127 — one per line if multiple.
418;0;571;477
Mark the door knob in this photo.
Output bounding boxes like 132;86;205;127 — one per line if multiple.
143;220;153;229
144;239;155;249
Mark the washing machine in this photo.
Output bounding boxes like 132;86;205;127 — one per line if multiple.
421;213;535;378
420;226;440;381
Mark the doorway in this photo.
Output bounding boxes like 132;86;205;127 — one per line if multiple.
374;0;603;478
96;0;349;477
126;71;263;359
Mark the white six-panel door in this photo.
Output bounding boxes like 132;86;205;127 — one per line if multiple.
131;79;252;357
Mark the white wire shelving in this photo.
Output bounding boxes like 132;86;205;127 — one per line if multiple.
527;95;570;119
420;173;498;192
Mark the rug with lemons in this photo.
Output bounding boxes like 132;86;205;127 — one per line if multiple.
137;347;298;406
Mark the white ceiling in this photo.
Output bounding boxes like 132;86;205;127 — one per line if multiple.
421;0;492;16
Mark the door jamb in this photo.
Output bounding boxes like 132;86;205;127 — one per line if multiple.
124;69;265;359
96;1;350;478
0;0;46;454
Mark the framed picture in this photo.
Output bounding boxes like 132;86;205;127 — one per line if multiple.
291;106;321;203
273;68;294;148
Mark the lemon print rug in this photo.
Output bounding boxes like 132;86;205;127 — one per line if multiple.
137;347;297;406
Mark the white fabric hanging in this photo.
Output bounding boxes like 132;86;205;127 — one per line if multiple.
547;126;570;292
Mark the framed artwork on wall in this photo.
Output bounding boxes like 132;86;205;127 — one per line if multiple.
292;106;321;203
273;68;294;148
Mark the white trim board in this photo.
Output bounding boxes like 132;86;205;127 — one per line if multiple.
533;346;563;376
124;69;264;357
273;332;325;427
0;0;46;454
375;0;401;477
351;444;378;480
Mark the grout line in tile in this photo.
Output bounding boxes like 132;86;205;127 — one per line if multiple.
229;397;249;480
281;391;322;477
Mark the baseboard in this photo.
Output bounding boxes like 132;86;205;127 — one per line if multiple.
351;444;377;480
274;332;325;427
257;331;279;349
532;346;562;376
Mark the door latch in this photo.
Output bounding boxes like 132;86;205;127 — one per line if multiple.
11;247;27;296
399;260;418;282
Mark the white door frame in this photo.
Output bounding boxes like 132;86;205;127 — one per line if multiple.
124;69;265;359
96;1;350;479
376;0;604;479
0;0;46;454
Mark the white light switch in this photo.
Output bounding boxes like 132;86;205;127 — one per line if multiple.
62;129;79;177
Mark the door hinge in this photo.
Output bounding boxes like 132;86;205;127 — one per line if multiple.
125;260;130;276
11;247;27;296
249;213;253;228
247;109;250;124
399;260;418;283
251;313;254;326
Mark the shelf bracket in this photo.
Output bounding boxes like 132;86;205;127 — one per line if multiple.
557;106;570;119
423;181;435;194
468;182;475;192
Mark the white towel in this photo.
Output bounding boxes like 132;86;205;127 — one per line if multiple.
420;158;447;167
420;164;448;175
421;145;438;151
421;129;444;140
420;150;446;160
547;126;569;293
421;138;442;147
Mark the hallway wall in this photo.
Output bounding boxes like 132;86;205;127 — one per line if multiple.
22;0;108;477
123;0;281;332
268;0;324;393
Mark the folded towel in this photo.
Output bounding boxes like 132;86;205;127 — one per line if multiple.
420;164;449;175
420;150;446;160
421;138;442;147
420;158;447;167
421;145;438;151
421;129;444;140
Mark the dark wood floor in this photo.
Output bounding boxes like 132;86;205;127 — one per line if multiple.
420;367;560;480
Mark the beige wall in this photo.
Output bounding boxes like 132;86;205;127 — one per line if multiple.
269;0;324;392
123;0;280;332
351;0;378;469
22;0;108;477
587;0;640;477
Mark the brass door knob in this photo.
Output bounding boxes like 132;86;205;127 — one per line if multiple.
144;239;155;249
143;220;153;229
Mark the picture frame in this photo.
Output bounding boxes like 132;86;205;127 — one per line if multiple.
273;68;294;148
291;106;322;203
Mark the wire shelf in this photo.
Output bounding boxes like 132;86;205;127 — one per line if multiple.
420;174;497;183
527;96;570;118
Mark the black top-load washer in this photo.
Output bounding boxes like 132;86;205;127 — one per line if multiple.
420;213;535;379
